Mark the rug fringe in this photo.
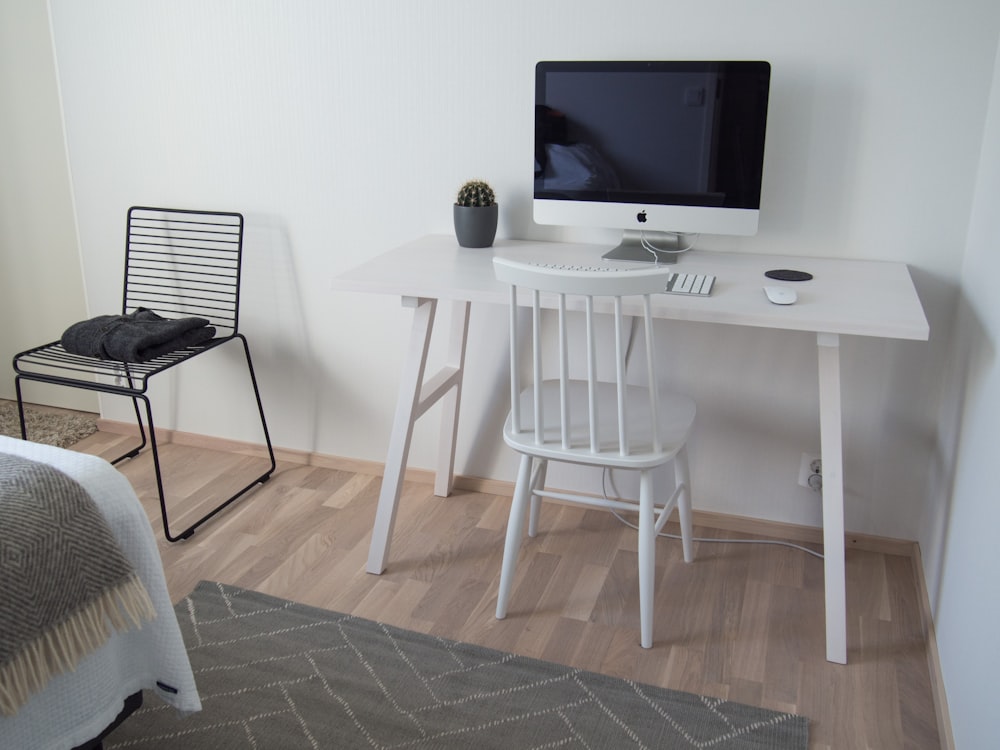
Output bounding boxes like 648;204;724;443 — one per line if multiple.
0;573;155;716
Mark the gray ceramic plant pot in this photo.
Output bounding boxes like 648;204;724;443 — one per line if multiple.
453;203;498;248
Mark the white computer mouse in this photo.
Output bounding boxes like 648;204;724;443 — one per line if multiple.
764;286;797;305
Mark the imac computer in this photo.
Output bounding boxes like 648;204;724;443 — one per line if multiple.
534;60;771;263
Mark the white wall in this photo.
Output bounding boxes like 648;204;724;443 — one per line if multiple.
0;0;93;409
926;33;1000;749
44;0;999;551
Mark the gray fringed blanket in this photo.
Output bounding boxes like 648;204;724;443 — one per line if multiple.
61;307;216;362
0;452;155;716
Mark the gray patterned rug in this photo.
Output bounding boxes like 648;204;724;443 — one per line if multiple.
105;581;808;749
0;401;98;448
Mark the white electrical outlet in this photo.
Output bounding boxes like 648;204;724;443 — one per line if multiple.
798;453;822;490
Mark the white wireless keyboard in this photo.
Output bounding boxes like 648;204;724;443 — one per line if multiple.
524;262;717;295
663;272;715;296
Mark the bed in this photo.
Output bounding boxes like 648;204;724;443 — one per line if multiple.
0;436;200;749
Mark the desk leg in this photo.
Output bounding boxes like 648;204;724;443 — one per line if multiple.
435;301;471;497
367;297;437;574
817;332;847;664
367;298;471;575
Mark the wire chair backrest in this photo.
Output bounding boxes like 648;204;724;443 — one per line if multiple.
123;206;244;337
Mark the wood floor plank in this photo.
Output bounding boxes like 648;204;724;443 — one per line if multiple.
64;430;944;749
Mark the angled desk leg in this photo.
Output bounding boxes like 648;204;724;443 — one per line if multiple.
366;296;471;575
817;332;847;664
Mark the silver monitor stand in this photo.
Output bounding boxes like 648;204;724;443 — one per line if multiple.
602;230;692;264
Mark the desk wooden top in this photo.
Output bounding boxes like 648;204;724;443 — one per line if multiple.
334;235;929;341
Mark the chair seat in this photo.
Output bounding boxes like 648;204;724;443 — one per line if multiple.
14;338;231;395
503;379;695;469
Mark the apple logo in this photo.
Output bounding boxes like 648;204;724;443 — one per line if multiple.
636;211;647;223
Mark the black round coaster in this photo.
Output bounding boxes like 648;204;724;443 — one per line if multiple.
765;269;813;282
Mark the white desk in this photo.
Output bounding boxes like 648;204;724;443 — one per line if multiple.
334;234;929;664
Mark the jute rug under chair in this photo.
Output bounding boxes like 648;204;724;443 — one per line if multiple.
0;401;98;449
105;581;809;749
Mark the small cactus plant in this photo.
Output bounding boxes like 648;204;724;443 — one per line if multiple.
456;180;496;207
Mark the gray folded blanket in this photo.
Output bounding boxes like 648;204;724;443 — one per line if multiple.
61;308;216;363
0;451;156;715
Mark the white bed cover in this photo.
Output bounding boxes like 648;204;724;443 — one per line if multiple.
0;436;200;749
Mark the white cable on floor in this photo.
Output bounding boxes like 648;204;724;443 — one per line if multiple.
602;469;825;560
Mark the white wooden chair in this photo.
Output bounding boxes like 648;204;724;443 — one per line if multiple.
492;256;696;648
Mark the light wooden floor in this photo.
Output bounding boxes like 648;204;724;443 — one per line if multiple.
70;430;942;749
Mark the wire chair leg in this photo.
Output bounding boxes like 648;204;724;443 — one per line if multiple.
14;377;29;440
107;394;149;466
237;334;276;476
135;394;183;541
142;338;276;542
102;369;148;466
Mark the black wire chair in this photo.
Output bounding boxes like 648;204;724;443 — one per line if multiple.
13;206;276;541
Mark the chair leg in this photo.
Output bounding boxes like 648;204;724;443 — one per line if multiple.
131;393;192;542
151;336;276;541
496;454;534;620
236;334;277;475
675;446;694;564
138;336;276;542
107;394;148;465
527;459;547;538
14;377;28;440
638;468;656;649
99;368;147;466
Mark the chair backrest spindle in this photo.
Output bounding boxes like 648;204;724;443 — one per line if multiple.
508;284;521;435
585;295;599;453
558;293;570;449
644;295;663;452
614;296;629;456
532;289;544;446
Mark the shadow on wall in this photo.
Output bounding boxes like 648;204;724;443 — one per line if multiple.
921;285;994;618
239;213;323;453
